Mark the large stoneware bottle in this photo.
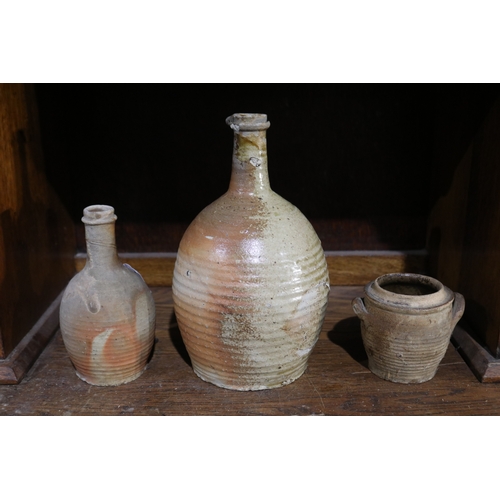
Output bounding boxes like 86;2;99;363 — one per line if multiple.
60;205;156;386
173;113;330;391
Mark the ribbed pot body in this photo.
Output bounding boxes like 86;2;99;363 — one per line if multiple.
60;206;156;386
352;273;465;384
172;114;330;390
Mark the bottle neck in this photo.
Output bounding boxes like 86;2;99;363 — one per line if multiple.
228;129;270;196
84;222;120;269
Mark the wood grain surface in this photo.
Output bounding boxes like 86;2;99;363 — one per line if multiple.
458;98;500;356
0;286;498;416
427;96;500;375
0;292;62;384
0;84;75;358
452;324;500;382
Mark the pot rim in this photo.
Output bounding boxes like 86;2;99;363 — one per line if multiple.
365;273;454;310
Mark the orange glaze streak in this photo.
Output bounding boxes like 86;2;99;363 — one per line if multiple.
176;191;266;387
73;290;151;382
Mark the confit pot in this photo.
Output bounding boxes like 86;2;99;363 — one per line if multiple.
352;273;465;384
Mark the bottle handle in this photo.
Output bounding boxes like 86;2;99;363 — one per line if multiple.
352;297;369;319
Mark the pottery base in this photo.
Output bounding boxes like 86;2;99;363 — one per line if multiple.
368;361;438;384
74;365;148;387
192;360;309;391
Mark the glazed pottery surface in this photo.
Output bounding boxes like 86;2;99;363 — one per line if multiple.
172;113;330;391
60;205;156;386
352;273;465;384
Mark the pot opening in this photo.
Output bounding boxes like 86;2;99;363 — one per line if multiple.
370;273;450;306
381;281;438;296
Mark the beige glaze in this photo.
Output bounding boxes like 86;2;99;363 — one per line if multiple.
60;205;156;386
172;113;330;390
352;273;465;384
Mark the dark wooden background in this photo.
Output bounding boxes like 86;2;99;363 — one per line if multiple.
34;84;500;253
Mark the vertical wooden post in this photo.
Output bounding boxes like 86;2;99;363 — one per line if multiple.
0;83;75;382
428;97;500;381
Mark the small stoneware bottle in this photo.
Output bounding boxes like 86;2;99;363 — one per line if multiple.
352;273;465;384
60;205;156;386
172;113;330;391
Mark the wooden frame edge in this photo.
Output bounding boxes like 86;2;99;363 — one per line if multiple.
0;292;62;384
452;323;500;383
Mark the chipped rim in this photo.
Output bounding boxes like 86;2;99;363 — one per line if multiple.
226;113;271;132
82;204;117;225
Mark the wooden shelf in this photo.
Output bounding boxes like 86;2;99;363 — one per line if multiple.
1;286;497;416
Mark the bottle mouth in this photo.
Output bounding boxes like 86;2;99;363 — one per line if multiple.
226;113;270;132
82;205;117;225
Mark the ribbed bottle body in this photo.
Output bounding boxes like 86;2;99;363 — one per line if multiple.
173;190;329;390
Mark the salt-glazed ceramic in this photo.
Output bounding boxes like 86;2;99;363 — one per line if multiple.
352;273;465;384
172;113;330;391
60;205;156;386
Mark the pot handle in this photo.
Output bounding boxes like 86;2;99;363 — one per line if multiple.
352;297;369;319
451;292;465;327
